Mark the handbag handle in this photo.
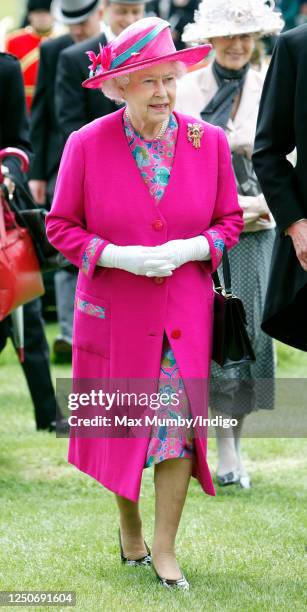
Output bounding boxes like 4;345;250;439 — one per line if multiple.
0;195;7;244
0;147;31;244
0;191;23;246
6;171;39;208
0;147;29;182
212;247;232;296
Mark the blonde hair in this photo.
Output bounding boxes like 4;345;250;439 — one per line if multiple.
100;61;187;103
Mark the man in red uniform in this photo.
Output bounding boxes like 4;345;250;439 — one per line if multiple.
5;0;53;113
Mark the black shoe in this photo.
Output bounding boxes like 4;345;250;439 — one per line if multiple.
49;418;70;434
153;564;190;590
216;471;240;486
53;337;72;363
118;529;151;566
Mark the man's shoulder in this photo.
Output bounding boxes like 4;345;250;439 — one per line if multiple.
276;24;307;66
5;27;28;43
60;32;107;63
0;51;20;64
40;33;73;57
6;26;39;48
281;23;307;45
276;24;307;56
0;51;21;77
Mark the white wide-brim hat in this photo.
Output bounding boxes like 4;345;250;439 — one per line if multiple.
182;0;284;43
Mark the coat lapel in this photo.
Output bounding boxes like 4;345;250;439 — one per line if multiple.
196;63;263;135
232;68;263;129
199;63;219;99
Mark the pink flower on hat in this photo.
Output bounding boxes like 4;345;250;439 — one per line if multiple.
82;16;212;89
98;42;115;72
86;43;115;77
86;50;100;74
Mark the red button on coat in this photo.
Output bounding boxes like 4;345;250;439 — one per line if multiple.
171;329;181;339
154;277;165;285
152;220;164;231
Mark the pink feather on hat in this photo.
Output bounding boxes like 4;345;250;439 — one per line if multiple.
86;50;100;74
98;43;115;72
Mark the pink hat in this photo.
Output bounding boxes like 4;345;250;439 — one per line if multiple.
82;17;211;89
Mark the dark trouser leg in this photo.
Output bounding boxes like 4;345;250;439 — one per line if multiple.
54;269;77;343
16;298;60;429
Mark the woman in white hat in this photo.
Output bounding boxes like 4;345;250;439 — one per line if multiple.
176;0;284;489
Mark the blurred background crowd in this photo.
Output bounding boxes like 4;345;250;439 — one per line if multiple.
1;0;307;46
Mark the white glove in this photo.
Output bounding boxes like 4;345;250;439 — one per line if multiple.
144;236;211;276
238;194;270;225
98;244;176;277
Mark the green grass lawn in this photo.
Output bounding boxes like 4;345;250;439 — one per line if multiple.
0;324;306;611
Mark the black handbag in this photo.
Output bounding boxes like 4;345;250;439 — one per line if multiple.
6;173;72;272
231;151;262;197
15;207;70;271
212;248;256;369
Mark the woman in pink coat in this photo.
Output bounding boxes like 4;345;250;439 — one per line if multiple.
46;16;243;590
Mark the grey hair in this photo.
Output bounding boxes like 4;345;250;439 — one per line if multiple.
100;61;187;103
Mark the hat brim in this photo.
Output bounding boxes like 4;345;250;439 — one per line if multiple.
182;24;283;43
52;0;101;24
183;25;263;42
82;44;212;88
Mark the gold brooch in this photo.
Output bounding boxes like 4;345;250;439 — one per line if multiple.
187;123;204;149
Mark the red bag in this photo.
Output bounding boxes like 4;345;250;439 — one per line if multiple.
0;149;45;321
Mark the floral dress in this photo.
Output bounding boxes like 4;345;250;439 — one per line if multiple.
123;111;194;466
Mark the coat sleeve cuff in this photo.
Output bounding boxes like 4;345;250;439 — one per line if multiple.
201;228;225;273
80;235;110;280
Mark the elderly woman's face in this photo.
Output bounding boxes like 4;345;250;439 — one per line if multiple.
211;34;255;70
120;62;177;127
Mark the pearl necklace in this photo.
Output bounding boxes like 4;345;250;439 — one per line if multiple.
124;108;169;141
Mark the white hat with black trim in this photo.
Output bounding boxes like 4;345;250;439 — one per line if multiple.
52;0;102;25
182;0;284;43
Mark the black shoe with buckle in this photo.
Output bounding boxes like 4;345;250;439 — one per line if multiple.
118;529;151;567
153;564;190;590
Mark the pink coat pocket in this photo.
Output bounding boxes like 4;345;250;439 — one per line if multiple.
73;289;110;357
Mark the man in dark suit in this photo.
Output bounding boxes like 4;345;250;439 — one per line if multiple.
0;52;65;431
29;0;105;205
55;0;147;142
29;0;105;361
0;56;30;181
29;33;73;206
253;24;307;350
